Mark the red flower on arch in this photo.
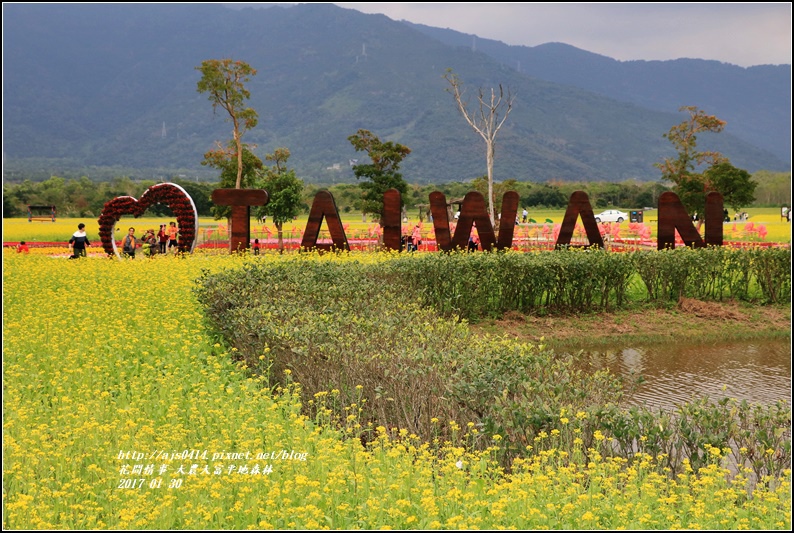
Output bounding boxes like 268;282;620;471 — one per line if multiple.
97;183;199;257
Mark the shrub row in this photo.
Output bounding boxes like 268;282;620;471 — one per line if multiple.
380;247;791;320
379;249;632;319
634;246;791;304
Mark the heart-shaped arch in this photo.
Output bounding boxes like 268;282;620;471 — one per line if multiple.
98;183;199;257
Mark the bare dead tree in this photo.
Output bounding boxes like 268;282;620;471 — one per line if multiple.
444;69;514;226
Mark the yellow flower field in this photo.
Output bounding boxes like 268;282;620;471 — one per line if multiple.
3;250;791;529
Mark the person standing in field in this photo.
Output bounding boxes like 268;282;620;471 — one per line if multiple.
158;224;168;254
467;234;474;252
467;222;480;252
411;224;422;252
167;221;178;253
68;223;91;258
17;241;30;254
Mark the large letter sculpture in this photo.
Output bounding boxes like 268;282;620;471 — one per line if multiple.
554;191;605;249
657;191;723;249
205;187;726;254
300;190;350;251
211;189;269;253
382;188;403;251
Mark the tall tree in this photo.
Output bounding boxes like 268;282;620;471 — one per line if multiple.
254;148;304;252
348;129;410;227
444;69;514;227
204;144;264;220
697;162;756;212
656;106;755;215
196;59;258;189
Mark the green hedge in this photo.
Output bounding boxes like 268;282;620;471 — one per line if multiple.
381;247;790;320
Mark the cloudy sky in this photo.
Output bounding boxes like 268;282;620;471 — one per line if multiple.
333;3;791;67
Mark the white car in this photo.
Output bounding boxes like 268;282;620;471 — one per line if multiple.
594;210;628;223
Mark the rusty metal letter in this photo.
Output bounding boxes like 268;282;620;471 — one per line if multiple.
453;192;497;251
704;191;724;246
429;191;519;251
382;188;402;251
496;191;520;250
554;191;604;249
300;190;350;252
657;191;723;249
211;189;269;253
429;191;452;251
657;191;703;249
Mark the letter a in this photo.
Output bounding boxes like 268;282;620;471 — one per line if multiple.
300;191;350;252
554;191;604;249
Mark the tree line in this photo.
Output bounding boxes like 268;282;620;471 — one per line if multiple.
4;172;789;220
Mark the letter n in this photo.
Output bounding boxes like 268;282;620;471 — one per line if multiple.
657;191;723;249
300;191;350;252
554;191;604;249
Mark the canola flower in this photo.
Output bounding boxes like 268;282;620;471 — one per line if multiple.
3;249;791;530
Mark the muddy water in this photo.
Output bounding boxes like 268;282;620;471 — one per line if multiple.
570;339;791;410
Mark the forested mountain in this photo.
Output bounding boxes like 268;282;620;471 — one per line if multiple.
407;22;791;163
3;3;789;184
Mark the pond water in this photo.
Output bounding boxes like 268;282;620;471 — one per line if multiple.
570;339;791;410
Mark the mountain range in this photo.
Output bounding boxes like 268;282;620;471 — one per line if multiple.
2;3;790;184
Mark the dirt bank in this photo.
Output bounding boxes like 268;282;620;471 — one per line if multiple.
470;299;791;349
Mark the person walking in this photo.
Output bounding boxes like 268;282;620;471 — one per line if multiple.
68;223;91;258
